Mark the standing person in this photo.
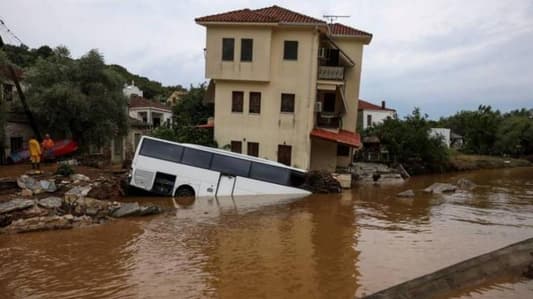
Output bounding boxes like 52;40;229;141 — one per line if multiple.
41;133;55;160
28;136;41;170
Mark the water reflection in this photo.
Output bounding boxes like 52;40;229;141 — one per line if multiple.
0;167;532;298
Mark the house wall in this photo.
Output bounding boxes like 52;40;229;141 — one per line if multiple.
332;38;365;132
3;122;33;156
309;138;337;171
129;108;172;126
205;25;273;82
212;26;318;169
430;128;451;148
359;109;395;130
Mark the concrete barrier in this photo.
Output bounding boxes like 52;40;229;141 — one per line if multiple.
363;237;533;299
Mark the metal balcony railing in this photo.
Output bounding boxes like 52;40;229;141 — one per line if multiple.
318;66;344;80
316;112;340;129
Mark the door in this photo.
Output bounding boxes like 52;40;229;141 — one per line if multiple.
278;145;292;166
216;174;236;197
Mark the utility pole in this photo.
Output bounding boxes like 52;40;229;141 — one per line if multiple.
0;33;42;140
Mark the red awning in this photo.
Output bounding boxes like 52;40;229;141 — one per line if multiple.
196;123;214;129
310;128;361;148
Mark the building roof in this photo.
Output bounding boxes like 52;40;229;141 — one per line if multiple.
196;5;325;25
358;99;396;112
310;128;362;148
328;23;373;38
129;96;172;112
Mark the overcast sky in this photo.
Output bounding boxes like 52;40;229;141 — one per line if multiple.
1;0;532;118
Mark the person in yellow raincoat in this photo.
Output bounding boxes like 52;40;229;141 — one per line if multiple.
28;136;41;170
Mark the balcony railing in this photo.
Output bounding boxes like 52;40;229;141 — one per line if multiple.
316;112;340;129
318;66;344;81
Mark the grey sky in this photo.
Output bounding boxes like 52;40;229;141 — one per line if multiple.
1;0;532;118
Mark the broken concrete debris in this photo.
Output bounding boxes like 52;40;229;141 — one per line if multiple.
0;173;163;234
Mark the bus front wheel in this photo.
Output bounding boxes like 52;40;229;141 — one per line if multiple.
174;185;195;197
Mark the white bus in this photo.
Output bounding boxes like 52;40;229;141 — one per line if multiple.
129;136;311;198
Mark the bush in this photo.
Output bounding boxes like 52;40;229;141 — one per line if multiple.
365;108;449;174
56;164;75;176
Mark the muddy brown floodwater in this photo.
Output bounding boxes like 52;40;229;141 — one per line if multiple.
1;167;532;298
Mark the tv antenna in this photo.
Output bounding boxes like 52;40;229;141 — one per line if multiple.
323;15;350;24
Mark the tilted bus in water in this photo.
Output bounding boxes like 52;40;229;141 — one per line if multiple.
129;136;311;198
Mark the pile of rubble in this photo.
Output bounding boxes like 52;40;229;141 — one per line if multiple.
352;162;406;184
302;171;342;193
0;172;162;234
395;178;477;198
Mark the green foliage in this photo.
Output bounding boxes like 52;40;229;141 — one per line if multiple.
25;47;128;149
56;163;75;176
152;83;217;147
438;106;533;157
366;108;449;173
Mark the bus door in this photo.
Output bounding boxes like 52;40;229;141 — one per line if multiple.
216;173;236;197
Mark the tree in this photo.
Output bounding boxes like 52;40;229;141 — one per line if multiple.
366;108;449;174
438;105;501;155
152;83;216;147
25;48;128;149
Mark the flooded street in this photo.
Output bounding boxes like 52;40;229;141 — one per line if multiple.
1;167;532;298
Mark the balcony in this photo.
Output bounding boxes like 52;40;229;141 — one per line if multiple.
316;112;341;129
318;66;344;81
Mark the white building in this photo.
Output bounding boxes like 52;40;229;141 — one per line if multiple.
358;99;396;130
122;81;143;98
430;128;451;148
128;96;173;128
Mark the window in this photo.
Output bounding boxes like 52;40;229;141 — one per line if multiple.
277;145;292;166
250;162;290;185
230;141;242;153
153;117;161;127
240;38;253;62
211;154;251;177
222;38;235;61
337;144;350;156
247;142;259;157
182;148;212;168
283;41;298;60
249;92;261;114
3;84;13;102
232;91;244;113
323;93;336;113
140;138;183;162
367;114;372;127
281;93;295;113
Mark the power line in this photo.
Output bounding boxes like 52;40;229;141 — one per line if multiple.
0;17;26;47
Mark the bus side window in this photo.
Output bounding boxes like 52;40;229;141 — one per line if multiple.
140;139;183;162
250;163;290;185
182;148;213;169
211;154;251;177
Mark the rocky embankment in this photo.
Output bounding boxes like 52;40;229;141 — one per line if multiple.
395;178;477;198
0;172;162;234
352;162;408;184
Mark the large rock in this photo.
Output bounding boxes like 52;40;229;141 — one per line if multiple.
457;178;477;190
71;197;114;218
424;183;457;194
0;214;93;234
397;189;415;198
38;197;63;209
64;186;92;202
70;174;90;182
111;202;140;218
16;175;40;191
138;205;163;216
39;180;57;193
0;199;35;214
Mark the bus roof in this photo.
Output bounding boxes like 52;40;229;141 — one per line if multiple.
141;136;306;173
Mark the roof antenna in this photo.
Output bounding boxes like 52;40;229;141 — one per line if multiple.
323;15;350;24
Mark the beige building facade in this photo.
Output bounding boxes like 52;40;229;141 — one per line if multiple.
196;6;372;171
